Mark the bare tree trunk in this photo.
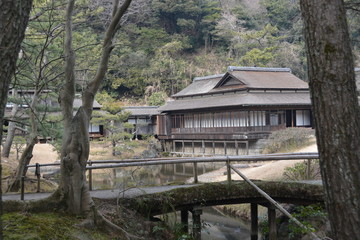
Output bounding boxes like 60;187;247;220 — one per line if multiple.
7;90;39;192
58;0;133;216
0;0;33;238
300;0;360;239
2;90;19;158
7;136;37;192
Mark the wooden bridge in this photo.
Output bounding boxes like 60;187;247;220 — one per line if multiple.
4;152;324;240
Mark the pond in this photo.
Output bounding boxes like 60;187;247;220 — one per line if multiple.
90;163;257;239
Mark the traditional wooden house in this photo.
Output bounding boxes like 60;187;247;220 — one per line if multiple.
157;66;313;155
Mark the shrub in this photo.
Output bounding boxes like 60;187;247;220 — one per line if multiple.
283;160;321;180
287;204;327;239
261;128;315;154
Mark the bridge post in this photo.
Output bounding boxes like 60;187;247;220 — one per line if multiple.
191;207;203;240
268;205;277;240
181;210;189;233
88;160;92;191
35;163;41;193
251;203;258;240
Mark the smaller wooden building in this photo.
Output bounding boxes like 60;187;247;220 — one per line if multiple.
158;67;313;155
124;106;159;139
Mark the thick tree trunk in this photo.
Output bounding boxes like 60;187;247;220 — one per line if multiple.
59;108;92;214
0;0;33;238
58;0;133;215
300;0;360;239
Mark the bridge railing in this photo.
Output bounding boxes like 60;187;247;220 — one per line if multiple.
21;152;319;199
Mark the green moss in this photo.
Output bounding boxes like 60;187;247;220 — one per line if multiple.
324;43;336;54
3;212;110;240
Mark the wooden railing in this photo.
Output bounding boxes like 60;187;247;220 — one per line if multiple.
171;124;286;134
22;152;319;199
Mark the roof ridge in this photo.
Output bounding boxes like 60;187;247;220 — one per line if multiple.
193;74;224;82
228;66;291;73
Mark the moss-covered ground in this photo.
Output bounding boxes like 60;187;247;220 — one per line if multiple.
3;212;109;240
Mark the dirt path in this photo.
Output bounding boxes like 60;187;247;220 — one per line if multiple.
188;142;318;183
30;143;59;164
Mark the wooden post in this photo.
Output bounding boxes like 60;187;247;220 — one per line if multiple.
35;163;41;193
20;176;25;201
307;159;311;180
193;162;198;184
192;141;195;157
251;203;258;240
181;210;189;233
88;160;93;191
182;140;185;156
192;207;202;240
268;205;277;240
235;140;239;155
212;141;215;155
226;158;231;184
202;140;205;157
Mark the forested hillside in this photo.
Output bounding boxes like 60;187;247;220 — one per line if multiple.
17;0;360;105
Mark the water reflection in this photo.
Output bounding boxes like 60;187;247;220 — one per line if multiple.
201;207;251;240
90;162;223;190
89;163;256;239
159;207;251;240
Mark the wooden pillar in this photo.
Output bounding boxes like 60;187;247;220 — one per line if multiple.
246;141;249;155
268;205;277;240
182;140;185;156
181;210;189;233
193;162;198;184
224;141;227;155
192;207;203;240
226;158;231;184
235;140;239;155
35;163;41;193
251;203;258;240
192;141;195;156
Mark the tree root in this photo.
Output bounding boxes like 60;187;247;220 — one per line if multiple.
3;192;142;240
91;208;143;240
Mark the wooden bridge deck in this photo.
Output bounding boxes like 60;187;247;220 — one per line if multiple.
3;180;322;202
4;180;323;219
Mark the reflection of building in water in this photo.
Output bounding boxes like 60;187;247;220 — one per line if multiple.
161;163;220;177
90;163;222;189
158;67;314;155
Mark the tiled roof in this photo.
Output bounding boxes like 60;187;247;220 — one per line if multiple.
159;91;311;112
172;75;223;97
124;106;159;116
172;67;308;98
